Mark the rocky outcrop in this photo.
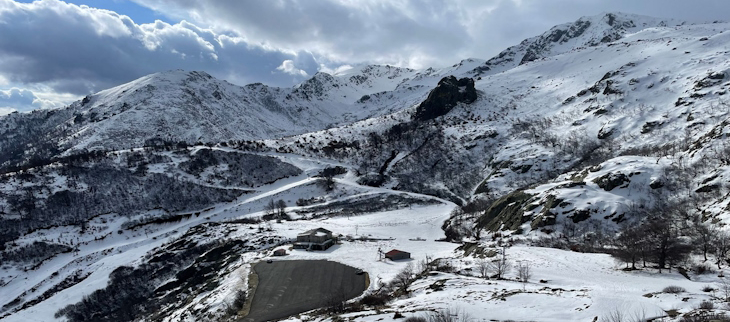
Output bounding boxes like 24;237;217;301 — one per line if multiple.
413;76;477;121
593;173;630;191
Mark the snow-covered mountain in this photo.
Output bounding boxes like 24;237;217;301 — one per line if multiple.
3;12;730;322
471;12;684;75
0;65;427;170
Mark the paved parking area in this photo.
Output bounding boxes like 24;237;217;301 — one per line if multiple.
241;260;367;322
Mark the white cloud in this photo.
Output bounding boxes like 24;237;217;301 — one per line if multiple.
0;87;63;112
0;107;15;116
276;60;308;77
318;64;353;76
132;0;730;70
0;0;320;108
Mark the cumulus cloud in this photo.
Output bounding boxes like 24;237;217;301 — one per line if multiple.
0;87;62;113
131;0;730;70
318;64;353;76
0;0;316;99
276;60;308;77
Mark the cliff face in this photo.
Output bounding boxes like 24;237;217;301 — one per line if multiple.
413;76;477;121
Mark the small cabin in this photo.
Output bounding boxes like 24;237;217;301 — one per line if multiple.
273;249;287;256
294;227;334;250
385;249;410;261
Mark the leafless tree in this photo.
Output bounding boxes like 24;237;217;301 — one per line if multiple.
517;262;532;289
614;225;645;270
426;307;473;322
693;222;716;262
643;214;693;273
490;256;511;280
601;306;648;322
264;199;276;217
714;231;730;269
275;199;287;221
476;259;490;279
392;263;415;292
719;278;730;302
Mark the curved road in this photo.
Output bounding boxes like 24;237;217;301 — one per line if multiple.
241;260;367;322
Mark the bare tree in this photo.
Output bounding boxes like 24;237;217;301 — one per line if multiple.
392;263;415;292
719;278;730;302
264;199;276;218
614;225;645;270
490;256;511;280
715;231;730;269
275;199;287;222
517;262;532;289
426;307;472;322
476;259;490;279
601;308;625;322
644;214;693;272
693;222;715;262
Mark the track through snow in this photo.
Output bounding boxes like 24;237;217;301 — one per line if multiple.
0;159;459;322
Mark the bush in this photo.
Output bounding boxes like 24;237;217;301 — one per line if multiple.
405;317;427;322
359;293;389;307
698;300;715;310
426;308;472;322
702;285;716;292
680;313;730;322
693;264;714;275
663;285;686;294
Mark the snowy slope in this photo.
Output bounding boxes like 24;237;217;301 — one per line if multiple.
471;12;684;76
257;17;730;234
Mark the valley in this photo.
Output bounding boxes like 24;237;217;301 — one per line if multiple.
1;11;730;322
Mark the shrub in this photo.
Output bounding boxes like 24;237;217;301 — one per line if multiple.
404;317;427;322
359;293;389;307
693;264;714;275
663;285;686;294
702;285;716;292
426;308;472;322
698;300;715;310
680;313;730;322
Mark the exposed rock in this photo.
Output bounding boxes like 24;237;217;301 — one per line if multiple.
597;126;614;139
593;173;630;191
650;180;664;189
641;121;662;134
569;209;592;223
696;184;720;193
476;191;533;231
413;76;477;121
695;72;726;89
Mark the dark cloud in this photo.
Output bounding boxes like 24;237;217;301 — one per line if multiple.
0;0;315;97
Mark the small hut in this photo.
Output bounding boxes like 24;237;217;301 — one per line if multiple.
385;249;410;261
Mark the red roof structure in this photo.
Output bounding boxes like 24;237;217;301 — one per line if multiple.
385;249;410;261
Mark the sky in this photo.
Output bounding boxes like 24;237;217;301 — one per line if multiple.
0;0;728;114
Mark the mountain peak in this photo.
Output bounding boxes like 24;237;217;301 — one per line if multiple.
472;12;683;76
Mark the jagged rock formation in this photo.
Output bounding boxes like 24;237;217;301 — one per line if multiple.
413;76;477;121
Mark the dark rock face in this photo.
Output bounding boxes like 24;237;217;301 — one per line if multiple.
593;173;630;191
413;76;477;121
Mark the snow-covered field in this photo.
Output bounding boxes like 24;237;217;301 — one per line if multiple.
283;245;727;322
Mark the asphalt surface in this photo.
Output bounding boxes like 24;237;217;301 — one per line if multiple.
241;260;368;322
